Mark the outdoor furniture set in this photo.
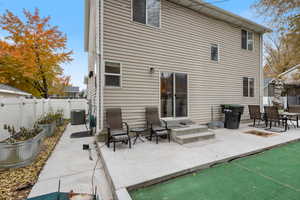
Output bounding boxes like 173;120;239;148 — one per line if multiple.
248;105;300;132
106;107;170;152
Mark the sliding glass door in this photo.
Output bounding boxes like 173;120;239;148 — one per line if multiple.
160;72;188;118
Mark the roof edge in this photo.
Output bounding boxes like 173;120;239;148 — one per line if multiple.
0;89;31;96
278;64;300;77
169;0;272;34
199;0;272;33
84;0;90;52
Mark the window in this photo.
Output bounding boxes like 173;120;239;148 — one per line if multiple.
211;44;219;61
249;78;254;97
241;30;254;51
105;62;121;87
132;0;160;27
243;77;255;97
243;77;248;97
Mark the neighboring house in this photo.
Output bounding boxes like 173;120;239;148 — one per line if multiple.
84;0;271;132
264;64;300;106
64;86;80;98
263;78;274;97
0;84;32;98
279;64;300;106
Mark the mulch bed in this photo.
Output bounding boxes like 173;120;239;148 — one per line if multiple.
0;122;68;200
244;130;277;137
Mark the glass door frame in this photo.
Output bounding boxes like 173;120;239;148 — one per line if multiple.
159;71;189;119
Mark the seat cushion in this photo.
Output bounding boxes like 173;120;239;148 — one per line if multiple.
112;134;129;141
111;129;127;135
152;126;166;132
155;130;169;136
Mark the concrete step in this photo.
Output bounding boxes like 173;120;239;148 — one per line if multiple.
171;125;208;136
173;131;215;145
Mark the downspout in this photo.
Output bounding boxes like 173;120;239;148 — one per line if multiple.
259;34;264;109
96;0;104;134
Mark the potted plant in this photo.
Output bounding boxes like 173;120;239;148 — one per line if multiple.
37;113;57;137
0;124;45;169
54;110;64;126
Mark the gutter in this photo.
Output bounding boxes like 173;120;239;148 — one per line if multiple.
0;89;31;96
196;0;272;33
170;0;272;33
278;64;300;78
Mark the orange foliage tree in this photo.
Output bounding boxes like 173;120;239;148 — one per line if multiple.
0;8;73;98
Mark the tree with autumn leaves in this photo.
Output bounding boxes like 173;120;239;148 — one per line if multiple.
253;0;300;78
0;8;72;98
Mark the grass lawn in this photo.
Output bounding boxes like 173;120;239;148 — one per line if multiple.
130;141;300;200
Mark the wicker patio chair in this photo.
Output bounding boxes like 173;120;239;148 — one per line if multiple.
106;108;131;152
248;105;265;127
145;107;170;144
264;106;288;132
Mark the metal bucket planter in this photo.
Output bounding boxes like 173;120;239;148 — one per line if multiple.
0;129;46;169
39;122;56;137
56;117;64;126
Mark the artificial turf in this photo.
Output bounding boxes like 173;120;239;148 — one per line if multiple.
130;142;300;200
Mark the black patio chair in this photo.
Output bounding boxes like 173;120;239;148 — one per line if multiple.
106;108;131;152
145;107;170;144
264;106;288;132
248;105;265;127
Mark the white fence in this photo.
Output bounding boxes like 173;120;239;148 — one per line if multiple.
263;96;288;108
0;98;88;132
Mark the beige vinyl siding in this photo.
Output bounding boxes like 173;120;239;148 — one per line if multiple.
102;0;261;127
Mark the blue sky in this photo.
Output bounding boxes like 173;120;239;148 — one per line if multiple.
0;0;264;90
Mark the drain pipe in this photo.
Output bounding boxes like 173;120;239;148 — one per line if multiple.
96;0;104;134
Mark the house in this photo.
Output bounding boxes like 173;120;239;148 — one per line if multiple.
264;64;300;106
64;86;80;98
84;0;271;133
264;78;273;97
0;84;32;98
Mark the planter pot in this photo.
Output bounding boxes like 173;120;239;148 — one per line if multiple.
0;129;46;169
39;122;56;137
56;117;64;126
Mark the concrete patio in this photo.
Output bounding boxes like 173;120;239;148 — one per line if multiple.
97;123;300;199
28;124;113;200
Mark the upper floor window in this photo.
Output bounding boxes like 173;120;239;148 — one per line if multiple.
132;0;161;27
243;77;254;97
211;44;219;61
105;62;121;87
241;30;254;51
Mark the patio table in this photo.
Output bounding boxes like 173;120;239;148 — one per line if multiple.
280;112;300;131
131;128;148;145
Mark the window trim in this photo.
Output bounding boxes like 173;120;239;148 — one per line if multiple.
249;77;255;97
104;61;122;88
131;0;161;29
210;43;219;62
158;70;190;120
243;77;255;98
241;29;254;51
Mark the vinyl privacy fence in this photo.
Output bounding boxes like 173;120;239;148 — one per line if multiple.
0;98;88;140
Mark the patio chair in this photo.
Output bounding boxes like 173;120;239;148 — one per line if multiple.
248;105;265;127
145;107;170;144
264;106;288;132
287;105;300;128
106;108;131;152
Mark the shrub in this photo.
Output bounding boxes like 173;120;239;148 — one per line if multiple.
36;112;57;124
3;124;43;144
